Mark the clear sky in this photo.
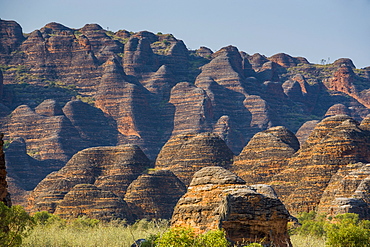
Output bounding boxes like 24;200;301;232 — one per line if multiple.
1;0;369;68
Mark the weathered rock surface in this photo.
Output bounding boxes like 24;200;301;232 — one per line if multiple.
95;57;161;158
54;184;134;222
124;169;186;219
155;132;234;185
271;115;370;214
232;126;299;184
325;103;350;117
317;162;370;218
268;53;301;68
169;82;212;136
295;120;319;146
2;20;370;223
27;144;150;214
62;99;118;147
8;104;86;162
171;166;292;246
123;36;156;76
0;19;25;63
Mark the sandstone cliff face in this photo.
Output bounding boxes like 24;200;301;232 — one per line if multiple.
171;166;292;246
317;163;370;218
54;184;134;222
27;144;150;214
155;132;234;185
232;126;299;184
271;115;370;214
8;104;86;162
124;169;186;220
295;120;319;146
0;19;24;63
169;82;212;136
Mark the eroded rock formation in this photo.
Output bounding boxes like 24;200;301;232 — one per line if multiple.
124;169;186;219
271;115;370;214
171;166;292;246
155;132;234;185
232;126;299;184
27;144;150;214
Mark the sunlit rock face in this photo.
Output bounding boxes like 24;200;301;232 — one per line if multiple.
171;166;292;246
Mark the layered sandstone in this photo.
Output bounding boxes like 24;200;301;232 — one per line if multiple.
295;120;319;146
232;126;299;184
271;115;370;214
124;169;186;219
155;132;234;185
171;166;292;246
27;144;150;214
317;163;370;218
325;103;350;117
169;82;212;136
54;184;134;222
0;19;25;63
8;104;86;162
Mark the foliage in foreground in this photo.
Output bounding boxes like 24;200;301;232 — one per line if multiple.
291;211;370;247
147;227;230;247
0;202;34;247
4;202;370;247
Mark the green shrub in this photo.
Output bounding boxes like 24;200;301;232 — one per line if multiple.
325;213;370;247
155;227;197;247
198;229;229;247
153;227;229;247
32;211;65;226
71;216;100;229
0;202;34;247
291;211;328;237
246;244;263;247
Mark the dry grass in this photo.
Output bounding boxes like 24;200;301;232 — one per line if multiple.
22;219;168;247
290;235;326;247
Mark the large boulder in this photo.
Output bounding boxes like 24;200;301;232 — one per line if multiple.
171;166;292;246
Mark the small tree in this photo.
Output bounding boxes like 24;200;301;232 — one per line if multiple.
0;202;34;247
326;213;370;247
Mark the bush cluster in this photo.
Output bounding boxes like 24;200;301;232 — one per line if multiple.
291;211;370;247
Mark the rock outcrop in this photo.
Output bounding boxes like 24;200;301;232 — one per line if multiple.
8;104;86;162
317;162;370;219
155;132;234;185
124;169;186;219
3;19;370;222
271;115;370;214
295;120;319;146
0;19;24;63
169;82;212;136
325;103;350;117
232;126;299;184
27;145;151;214
54;184;134;222
171;166;292;246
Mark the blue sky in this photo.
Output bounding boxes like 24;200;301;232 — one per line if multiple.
1;0;369;68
